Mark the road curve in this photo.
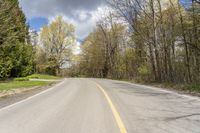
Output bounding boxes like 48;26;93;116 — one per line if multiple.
0;78;200;133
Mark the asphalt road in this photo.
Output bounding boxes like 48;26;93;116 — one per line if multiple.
0;78;200;133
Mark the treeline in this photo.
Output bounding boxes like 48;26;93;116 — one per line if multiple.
73;0;200;84
0;0;33;79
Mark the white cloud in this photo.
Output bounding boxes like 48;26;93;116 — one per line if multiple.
46;7;109;40
73;41;81;55
19;0;105;40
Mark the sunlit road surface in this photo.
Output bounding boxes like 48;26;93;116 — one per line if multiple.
0;78;200;133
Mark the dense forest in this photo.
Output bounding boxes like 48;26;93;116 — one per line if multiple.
0;0;200;86
0;0;33;79
71;0;200;84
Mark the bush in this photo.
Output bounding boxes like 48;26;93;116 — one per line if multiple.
27;75;39;79
136;65;151;83
184;84;200;92
27;74;59;79
138;65;150;76
14;77;29;81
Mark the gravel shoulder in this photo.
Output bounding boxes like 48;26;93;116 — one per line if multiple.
116;79;200;97
136;82;200;97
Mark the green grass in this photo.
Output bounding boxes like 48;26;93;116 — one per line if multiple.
14;77;29;81
0;81;51;91
184;84;200;92
27;74;60;80
0;74;59;91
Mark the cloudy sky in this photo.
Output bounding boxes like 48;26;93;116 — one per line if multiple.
19;0;106;41
19;0;189;41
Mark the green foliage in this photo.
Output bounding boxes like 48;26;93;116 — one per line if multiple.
27;75;39;79
184;84;200;92
138;65;150;76
45;56;58;75
0;0;34;79
0;81;51;90
0;59;13;78
14;77;29;81
38;16;75;76
27;74;60;80
76;23;127;78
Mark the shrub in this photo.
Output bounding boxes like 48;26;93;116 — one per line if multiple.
14;77;29;81
27;75;39;79
184;84;200;92
136;65;151;83
138;65;150;76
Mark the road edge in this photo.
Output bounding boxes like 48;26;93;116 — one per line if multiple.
0;79;67;112
104;78;200;101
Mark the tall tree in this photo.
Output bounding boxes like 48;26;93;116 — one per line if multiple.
0;0;33;78
40;16;75;75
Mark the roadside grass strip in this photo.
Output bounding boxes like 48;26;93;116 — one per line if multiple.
0;81;50;91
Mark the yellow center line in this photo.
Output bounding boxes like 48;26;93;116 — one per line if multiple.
95;82;128;133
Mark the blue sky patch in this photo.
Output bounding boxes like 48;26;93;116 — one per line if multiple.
180;0;192;8
28;17;49;31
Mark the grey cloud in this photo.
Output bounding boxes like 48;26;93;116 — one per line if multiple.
19;0;105;40
19;0;105;19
